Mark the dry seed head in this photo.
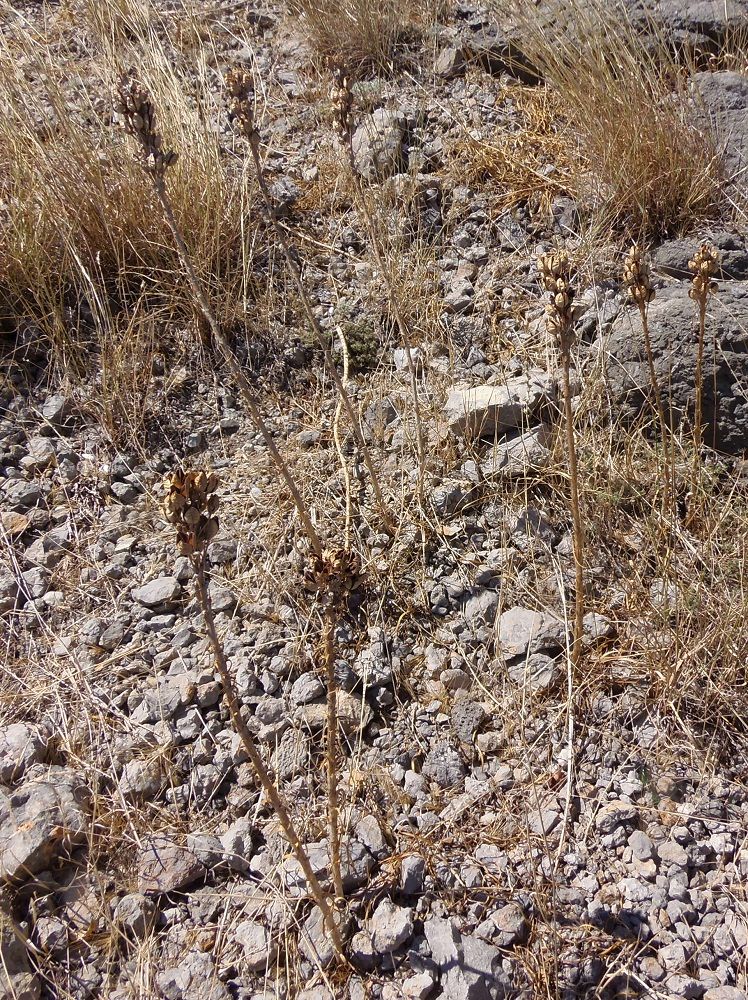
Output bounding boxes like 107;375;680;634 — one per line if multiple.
329;65;353;144
115;73;178;180
688;241;720;304
304;546;364;608
623;243;655;306
162;469;220;557
224;68;257;141
537;250;575;351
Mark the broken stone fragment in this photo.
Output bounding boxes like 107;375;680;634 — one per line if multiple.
444;371;554;440
0;767;91;883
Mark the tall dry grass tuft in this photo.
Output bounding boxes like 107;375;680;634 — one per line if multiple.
496;0;723;236
0;0;257;367
290;0;428;70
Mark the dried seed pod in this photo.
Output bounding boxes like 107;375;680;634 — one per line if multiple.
162;468;221;557
537;250;576;353
304;545;364;608
224;68;257;141
115;72;177;182
688;242;720;305
329;64;353;143
623;243;655;306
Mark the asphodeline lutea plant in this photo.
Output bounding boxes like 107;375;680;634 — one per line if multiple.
161;469;346;961
538;250;585;673
223;67;393;535
114;73;323;558
688;241;720;480
304;544;365;905
623;244;672;515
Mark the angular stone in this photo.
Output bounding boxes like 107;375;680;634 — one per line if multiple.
234;919;276;971
271;727;310;781
156;952;229;1000
1;481;43;513
354;815;389;860
114;893;157;938
401;855;426;895
0;724;46;783
369;898;414;953
138;837;205;894
435;45;465;78
476;902;528;948
595;800;638;834
480;424;552;479
133;576;182;608
0;768;91;882
692;71;748;182
422;742;466;789
444;371;554;440
497;607;565;660
601;281;748;453
118;759;163;801
507;653;561;692
0;923;40;999
290;671;324;705
352;108;408;181
295;691;373;734
450;700;486;744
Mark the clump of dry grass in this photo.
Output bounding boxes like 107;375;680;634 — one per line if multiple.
494;0;724;236
290;0;431;71
454;83;575;217
0;0;258;369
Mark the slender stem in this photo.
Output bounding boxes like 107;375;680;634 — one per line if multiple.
323;609;345;903
243;132;394;535
192;557;346;959
638;302;672;518
693;299;707;486
561;352;584;673
343;136;427;501
152;179;323;558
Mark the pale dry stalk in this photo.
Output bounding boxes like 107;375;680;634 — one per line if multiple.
161;471;346;960
538;250;584;673
224;68;394;535
688;241;719;484
330;65;427;501
115;73;323;558
623;243;672;515
304;545;365;907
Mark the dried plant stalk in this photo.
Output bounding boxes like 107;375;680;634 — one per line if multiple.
329;65;427;502
688;242;719;482
305;545;365;906
115;73;323;558
623;243;672;515
224;68;394;535
538;250;584;673
162;470;346;959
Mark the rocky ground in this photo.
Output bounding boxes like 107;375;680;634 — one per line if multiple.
2;0;748;998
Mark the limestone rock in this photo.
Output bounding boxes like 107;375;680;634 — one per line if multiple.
138;837;205;894
0;767;91;883
444;372;554;440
